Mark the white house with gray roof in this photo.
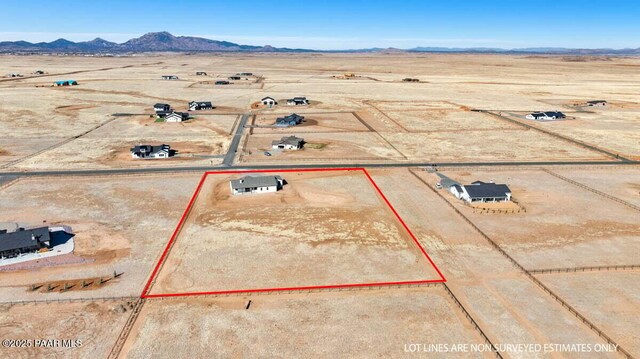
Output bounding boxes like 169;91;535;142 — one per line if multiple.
230;175;284;195
450;181;512;203
272;136;304;150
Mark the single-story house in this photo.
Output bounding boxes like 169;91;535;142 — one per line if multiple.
165;111;189;122
228;76;241;80
130;144;171;159
525;111;566;120
189;101;214;111
238;72;253;76
261;97;277;106
54;80;78;86
162;75;179;80
286;96;309;106
275;113;304;127
196;71;208;76
272;136;304;150
450;181;512;203
0;227;51;259
230;175;284;195
586;100;607;106
215;80;230;85
154;103;171;112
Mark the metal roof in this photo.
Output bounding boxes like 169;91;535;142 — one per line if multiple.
463;182;511;199
0;226;50;253
272;136;304;147
230;175;283;190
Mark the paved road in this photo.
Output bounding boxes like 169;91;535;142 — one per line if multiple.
0;160;637;178
222;114;250;166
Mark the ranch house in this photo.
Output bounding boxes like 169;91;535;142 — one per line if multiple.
230;175;285;195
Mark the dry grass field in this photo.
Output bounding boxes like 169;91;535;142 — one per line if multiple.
122;288;486;359
150;170;441;295
0;174;202;301
0;53;638;358
0;300;133;359
424;168;640;270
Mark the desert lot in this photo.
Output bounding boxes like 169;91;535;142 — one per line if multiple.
0;53;638;358
1;53;639;169
149;170;442;295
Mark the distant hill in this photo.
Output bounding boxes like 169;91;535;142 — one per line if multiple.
0;31;311;53
0;31;638;54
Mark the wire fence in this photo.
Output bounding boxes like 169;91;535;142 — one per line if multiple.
0;296;138;306
543;169;640;212
530;264;640;275
409;170;633;359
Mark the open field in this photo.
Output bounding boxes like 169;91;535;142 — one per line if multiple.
0;53;638;357
250;112;368;134
501;111;640;159
368;169;630;358
540;271;640;356
0;300;133;359
422;168;640;270
381;129;609;162
150;170;441;295
0;174;202;301
1;54;638;169
240;132;405;163
124;288;486;359
552;167;640;207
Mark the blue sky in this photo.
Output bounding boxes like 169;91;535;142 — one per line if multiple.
0;0;638;49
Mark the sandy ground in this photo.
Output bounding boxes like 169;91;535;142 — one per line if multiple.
240;132;405;163
123;288;487;359
0;174;202;301
1;54;638;357
151;171;440;295
539;271;640;357
367;168;626;358
1;54;638;170
250;112;368;134
0;300;132;359
552;166;640;207
424;169;640;270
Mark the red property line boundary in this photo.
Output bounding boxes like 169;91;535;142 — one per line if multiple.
141;168;446;299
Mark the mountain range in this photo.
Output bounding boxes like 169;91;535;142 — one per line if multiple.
0;31;638;55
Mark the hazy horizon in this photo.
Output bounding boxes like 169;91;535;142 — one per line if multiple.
1;0;639;50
